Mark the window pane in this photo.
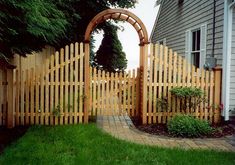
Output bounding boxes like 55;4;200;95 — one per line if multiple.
191;52;200;68
192;31;196;51
196;30;200;50
192;30;200;51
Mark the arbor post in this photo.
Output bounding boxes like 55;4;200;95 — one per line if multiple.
140;44;148;124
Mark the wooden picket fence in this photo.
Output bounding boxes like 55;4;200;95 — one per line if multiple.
90;67;139;117
13;43;86;125
0;43;222;127
142;44;221;124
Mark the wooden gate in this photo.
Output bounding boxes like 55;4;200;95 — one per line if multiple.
90;67;139;117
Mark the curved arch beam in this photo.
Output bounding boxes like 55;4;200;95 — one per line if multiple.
84;9;149;45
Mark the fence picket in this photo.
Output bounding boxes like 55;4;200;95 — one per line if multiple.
45;59;49;125
79;44;84;123
40;66;45;125
74;44;78;124
60;48;64;125
65;45;69;124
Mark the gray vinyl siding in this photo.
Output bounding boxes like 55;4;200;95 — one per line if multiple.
230;8;235;112
151;0;224;65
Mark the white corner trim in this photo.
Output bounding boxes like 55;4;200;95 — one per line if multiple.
150;4;162;41
222;0;234;121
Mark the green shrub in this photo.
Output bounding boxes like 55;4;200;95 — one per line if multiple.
170;87;204;98
167;114;213;138
170;87;206;113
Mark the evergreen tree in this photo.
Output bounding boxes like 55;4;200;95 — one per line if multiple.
0;0;137;60
95;24;127;72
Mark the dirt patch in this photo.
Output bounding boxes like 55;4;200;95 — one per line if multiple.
131;117;235;138
0;126;29;154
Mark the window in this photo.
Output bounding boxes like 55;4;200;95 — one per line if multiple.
185;24;207;68
191;29;200;68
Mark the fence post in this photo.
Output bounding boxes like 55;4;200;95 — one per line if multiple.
140;44;148;124
213;67;222;123
6;69;15;128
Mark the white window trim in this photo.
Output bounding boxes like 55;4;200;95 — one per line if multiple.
185;23;207;69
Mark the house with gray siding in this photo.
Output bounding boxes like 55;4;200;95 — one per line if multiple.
150;0;235;120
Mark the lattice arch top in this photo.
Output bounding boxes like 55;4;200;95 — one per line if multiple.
84;9;149;45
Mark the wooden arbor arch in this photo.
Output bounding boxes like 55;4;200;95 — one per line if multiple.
84;9;149;123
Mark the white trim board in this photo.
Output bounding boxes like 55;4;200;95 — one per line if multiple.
222;0;235;120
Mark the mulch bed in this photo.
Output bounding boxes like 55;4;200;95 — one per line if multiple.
131;117;235;138
0;126;29;154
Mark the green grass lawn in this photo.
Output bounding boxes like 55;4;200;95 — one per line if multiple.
0;124;234;165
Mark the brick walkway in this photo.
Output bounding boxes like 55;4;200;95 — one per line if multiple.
97;115;235;152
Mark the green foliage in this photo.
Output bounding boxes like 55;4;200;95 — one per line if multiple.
0;0;68;58
95;24;127;72
170;87;207;113
170;87;204;98
0;0;137;60
167;114;213;138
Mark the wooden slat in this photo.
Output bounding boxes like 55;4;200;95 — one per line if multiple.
153;45;159;123
148;44;154;124
45;59;50;125
158;45;163;123
191;65;196;114
123;72;127;115
40;66;45;125
200;69;205;120
79;43;84;123
20;70;25;125
65;45;69;124
177;56;182;114
205;70;209;121
110;72;114;115
69;44;74;124
60;48;65;125
54;51;59;125
131;69;136;117
196;68;200;118
172;52;177;116
35;66;40;125
209;71;214;123
114;72;118;115
167;49;173;120
15;69;20;125
25;69;29;125
127;70;131;116
118;72;123;115
92;68;96;115
101;70;105;115
162;46;168;123
106;72;110;115
97;70;101;115
74;43;79;124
